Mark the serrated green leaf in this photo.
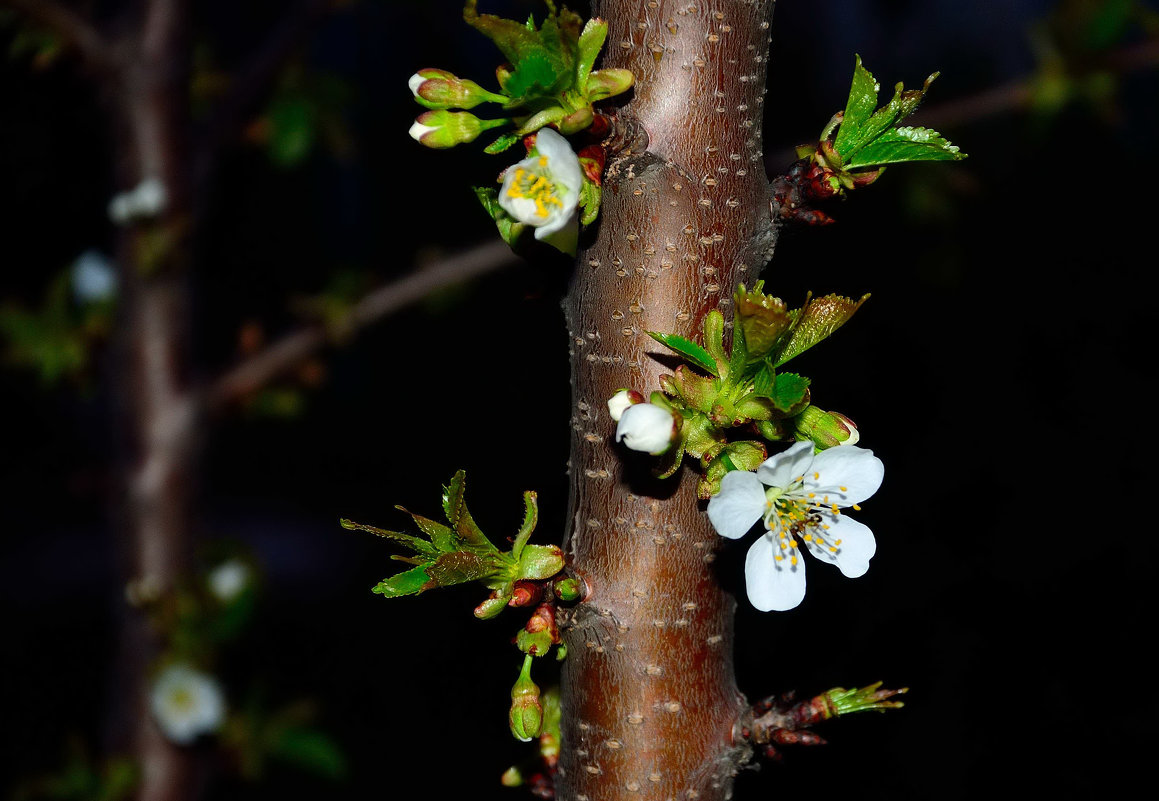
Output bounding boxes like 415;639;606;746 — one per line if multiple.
463;0;580;101
372;565;432;597
502;53;566;99
833;55;880;160
511;491;539;560
576;18;608;91
396;507;457;552
775;294;869;366
425;550;496;587
735;286;792;363
752;362;776;397
727;319;747;381
722;440;768;472
768;372;811;414
483;131;523;154
442;470;466;526
647;331;719;376
578;177;601;225
844;126;965;169
669;364;720;413
340;519;438;557
268;727;347;780
441;471;495;551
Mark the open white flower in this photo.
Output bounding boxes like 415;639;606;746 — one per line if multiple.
498;128;582;254
707;441;883;611
150;664;226;745
208;559;250;603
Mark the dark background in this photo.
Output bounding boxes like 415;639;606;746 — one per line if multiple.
2;0;1153;798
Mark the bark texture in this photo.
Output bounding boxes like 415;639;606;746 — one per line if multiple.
558;2;777;799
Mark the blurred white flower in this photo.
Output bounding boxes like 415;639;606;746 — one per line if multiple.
108;176;168;225
150;664;225;745
606;389;642;422
70;250;118;303
208;559;250;603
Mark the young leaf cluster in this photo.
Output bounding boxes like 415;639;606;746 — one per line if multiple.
812;56;966;193
647;284;866;498
343;470;564;618
408;1;633;152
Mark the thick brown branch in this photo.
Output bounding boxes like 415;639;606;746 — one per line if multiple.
0;0;113;71
207;240;519;409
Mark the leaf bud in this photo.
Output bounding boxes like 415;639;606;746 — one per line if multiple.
585;68;635;101
409;110;507;149
616;402;681;455
790;406;860;449
474;592;510;619
517;544;565;581
509;655;543;742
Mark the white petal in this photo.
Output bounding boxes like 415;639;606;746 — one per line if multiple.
744;534;807;611
535;209;579;255
707;471;767;539
607;390;634;422
615;403;675;454
533;128;582;205
806;445;883;507
756;441;815;489
408;121;437;141
809;512;875;578
408;73;427;95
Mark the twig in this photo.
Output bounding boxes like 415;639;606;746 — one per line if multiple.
207;239;520;409
0;0;113;71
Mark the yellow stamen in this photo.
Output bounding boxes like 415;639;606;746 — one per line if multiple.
852;504;861;511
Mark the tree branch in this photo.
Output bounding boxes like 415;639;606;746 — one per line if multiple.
0;0;113;71
207;240;519;410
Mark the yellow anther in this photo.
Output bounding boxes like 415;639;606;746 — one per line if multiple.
538;156;548;167
813;471;820;480
774;554;783;562
835;539;842;546
802;534;813;542
831;505;840;514
852;504;862;511
840;486;847;492
790;556;798;566
790;540;798;549
822;524;830;530
829;546;837;553
808;493;815;499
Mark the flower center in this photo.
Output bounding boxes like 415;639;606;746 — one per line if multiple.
506;157;565;219
763;476;844;563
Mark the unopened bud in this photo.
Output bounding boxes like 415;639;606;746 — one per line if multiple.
607;389;644;422
409;69;508;110
409;110;507;149
616;402;680;455
791;406;859;449
517;544;565;581
474;592;509;620
586;68;635;101
509;655;543;742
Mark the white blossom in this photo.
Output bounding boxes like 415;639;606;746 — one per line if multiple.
497;128;582;254
70;250;117;303
606;389;638;422
208;559;250;603
707;441;883;611
615;402;677;455
150;664;225;745
108;177;168;225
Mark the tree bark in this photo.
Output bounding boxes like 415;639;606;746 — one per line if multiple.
558;2;776;799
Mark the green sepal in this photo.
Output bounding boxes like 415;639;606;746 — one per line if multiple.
734;394;777;422
767;372;811;414
844;125;965;169
516;544;565;581
339;519;438;558
371;564;432;598
516;626;554;656
578;174;602;226
683;414;726;460
654;432;685;479
511;490;539;560
647;331;719;376
699;441;767;499
774;294;869;366
757;419;787;441
483;131;524;154
474;185;526;246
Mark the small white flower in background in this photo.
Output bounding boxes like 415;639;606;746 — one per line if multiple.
707;441;883;612
108;176;168;225
150;664;225;745
606;389;643;422
498;128;582;255
208;559;250;603
70;250;118;304
615;402;678;455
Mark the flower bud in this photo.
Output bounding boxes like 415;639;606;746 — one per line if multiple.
517;544;565;581
585;68;635;101
607;389;644;422
509;655;543;742
615;402;681;455
409;69;508;110
791;406;859;449
409;110;507;149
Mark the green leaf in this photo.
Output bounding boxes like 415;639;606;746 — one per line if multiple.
268;727;347;780
267;95;316;167
703;311;727;377
396;507;457;552
483;131;523;154
441;471;494;551
474;185;526;246
578;176;602;225
511;490;539;560
463;0;582;102
844;126;965;169
425;550;496;587
727;319;748;381
646;331;719;376
339;519;438;557
768;372;811;414
735;284;793;363
775;294;869;366
832;55;881;161
752;362;776;397
576;17;608;91
372;565;433;597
